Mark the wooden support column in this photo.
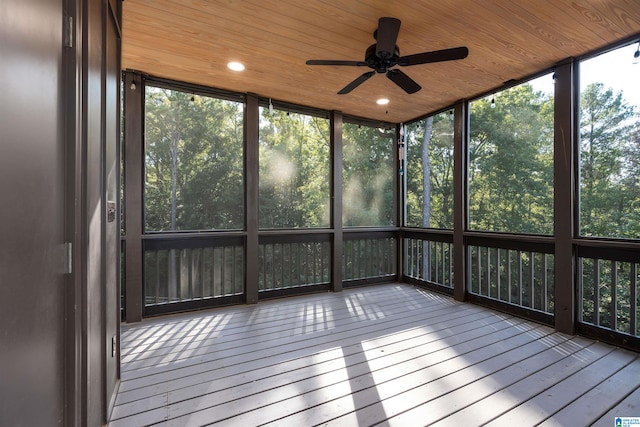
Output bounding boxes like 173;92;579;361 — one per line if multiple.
397;122;406;282
554;59;577;334
331;111;343;292
124;70;143;323
453;100;468;302
245;94;260;304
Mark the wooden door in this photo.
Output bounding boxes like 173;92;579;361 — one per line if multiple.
0;0;66;424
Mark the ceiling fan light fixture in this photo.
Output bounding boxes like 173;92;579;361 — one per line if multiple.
227;61;245;72
376;98;390;105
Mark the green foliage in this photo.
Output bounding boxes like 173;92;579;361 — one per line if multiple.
142;79;640;240
407;79;639;240
469;84;554;234
342;123;395;226
144;87;244;231
258;109;330;228
579;83;638;238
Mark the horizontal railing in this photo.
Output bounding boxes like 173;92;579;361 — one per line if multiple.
577;242;640;342
343;230;397;286
258;232;331;293
126;227;640;351
402;229;454;292
143;234;245;314
466;234;555;321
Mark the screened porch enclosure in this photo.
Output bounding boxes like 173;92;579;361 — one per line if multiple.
122;38;640;355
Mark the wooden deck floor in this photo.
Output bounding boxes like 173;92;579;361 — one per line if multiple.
109;283;640;426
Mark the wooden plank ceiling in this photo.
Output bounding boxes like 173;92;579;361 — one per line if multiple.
122;0;640;123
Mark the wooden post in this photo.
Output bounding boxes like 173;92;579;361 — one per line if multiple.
245;94;260;303
453;100;468;302
124;70;144;323
397;122;406;282
331;111;343;292
554;59;577;334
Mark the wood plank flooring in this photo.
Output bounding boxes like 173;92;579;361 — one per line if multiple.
109;283;640;426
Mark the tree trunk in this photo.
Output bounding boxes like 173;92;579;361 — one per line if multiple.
422;117;433;280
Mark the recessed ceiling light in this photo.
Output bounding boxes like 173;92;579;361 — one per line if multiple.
227;61;245;72
376;98;390;105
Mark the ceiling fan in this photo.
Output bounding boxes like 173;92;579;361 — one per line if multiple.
306;17;468;95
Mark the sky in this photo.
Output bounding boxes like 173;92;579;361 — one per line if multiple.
530;42;640;109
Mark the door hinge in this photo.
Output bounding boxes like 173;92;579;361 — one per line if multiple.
63;242;73;274
64;15;73;48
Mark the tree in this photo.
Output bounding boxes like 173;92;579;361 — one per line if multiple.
144;88;244;231
579;83;637;238
421;117;433;277
468;84;554;234
258;109;330;228
421;117;433;229
342;123;395;226
577;83;639;333
405;112;455;229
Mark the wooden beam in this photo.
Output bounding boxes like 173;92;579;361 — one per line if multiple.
553;59;577;334
124;70;144;323
331;111;343;292
397;122;406;282
453;100;468;302
245;94;259;304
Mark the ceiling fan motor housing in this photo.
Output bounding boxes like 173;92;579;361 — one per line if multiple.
365;43;401;73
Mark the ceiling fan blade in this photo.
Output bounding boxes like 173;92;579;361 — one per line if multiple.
399;46;469;66
376;17;401;59
338;71;375;94
386;69;421;94
306;60;367;66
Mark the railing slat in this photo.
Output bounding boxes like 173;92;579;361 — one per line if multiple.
631;263;637;336
528;251;534;309
232;246;237;295
611;260;617;331
507;250;512;304
518;251;523;307
448;242;453;285
594;259;600;326
476;246;481;295
296;242;301;285
154;251;160;304
543;254;548;313
221;247;229;294
496;248;501;301
578;257;584;322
